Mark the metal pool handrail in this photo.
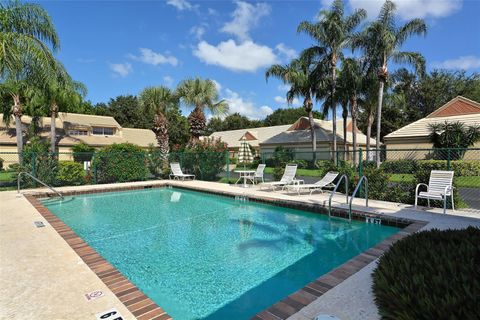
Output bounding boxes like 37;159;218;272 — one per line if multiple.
18;172;64;199
328;174;349;218
349;175;368;221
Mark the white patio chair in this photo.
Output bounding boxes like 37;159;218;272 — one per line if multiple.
415;170;454;214
260;164;297;191
286;171;339;195
253;164;266;184
169;162;195;180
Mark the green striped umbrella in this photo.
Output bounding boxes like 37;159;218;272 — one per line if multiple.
238;137;253;164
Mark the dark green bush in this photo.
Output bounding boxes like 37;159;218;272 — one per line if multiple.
290;159;308;169
373;227;480;320
171;138;228;181
316;160;356;194
145;144;168;178
381;160;418;174
21;137;58;187
93;143;147;183
381;159;480;176
56;161;86;186
0;157;3;171
72;143;95;163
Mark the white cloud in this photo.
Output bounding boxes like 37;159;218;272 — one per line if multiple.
277;84;291;92
221;1;271;41
190;24;206;40
348;0;463;20
211;80;222;92
129;48;178;66
193;39;277;72
275;43;297;61
163;75;174;86
274;95;300;105
224;89;273;119
166;0;194;11
109;62;132;77
433;55;480;70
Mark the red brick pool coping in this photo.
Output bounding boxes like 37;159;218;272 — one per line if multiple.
25;183;428;320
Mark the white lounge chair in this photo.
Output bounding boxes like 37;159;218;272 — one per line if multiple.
286;171;339;195
169;162;195;180
415;170;454;214
253;164;266;184
260;164;297;191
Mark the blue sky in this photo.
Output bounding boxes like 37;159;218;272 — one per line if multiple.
42;0;480;119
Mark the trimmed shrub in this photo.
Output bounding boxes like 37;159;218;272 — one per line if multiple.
56;161;86;186
72;143;95;163
381;159;480;176
20;137;58;187
172;138;228;181
381;160;418;174
316;160;356;194
93;143;147;184
290;159;308;169
373;227;480;319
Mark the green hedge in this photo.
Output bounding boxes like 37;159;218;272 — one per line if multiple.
0;157;3;171
93;143;147;184
56;161;86;186
373;227;480;319
381;159;480;176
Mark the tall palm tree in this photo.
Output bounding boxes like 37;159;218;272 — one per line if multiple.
353;0;426;167
338;57;363;165
139;86;177;156
298;0;366;163
176;78;228;141
265;53;325;162
361;73;379;161
0;0;60;162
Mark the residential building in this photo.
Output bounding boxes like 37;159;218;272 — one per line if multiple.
0;112;157;165
384;96;480;160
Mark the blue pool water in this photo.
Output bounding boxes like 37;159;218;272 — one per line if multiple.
43;188;399;319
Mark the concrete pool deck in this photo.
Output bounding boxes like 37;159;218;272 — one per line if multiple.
1;180;479;320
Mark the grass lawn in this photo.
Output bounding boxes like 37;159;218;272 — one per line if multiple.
0;171;15;182
264;167;324;177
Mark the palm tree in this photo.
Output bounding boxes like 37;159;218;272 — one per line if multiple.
139;86;177;156
0;0;60;162
338;57;363;165
353;0;426;167
361;74;379;161
265;53;326;162
298;0;366;163
176;78;228;141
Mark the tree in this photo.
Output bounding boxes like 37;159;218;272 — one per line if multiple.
338;57;364;165
176;78;228;141
353;0;426;167
298;0;366;163
0;0;60;162
266;53;327;161
166;107;189;149
429;121;480;160
264;107;323;126
139;86;177;156
102;95;147;128
358;73;378;160
205;113;262;135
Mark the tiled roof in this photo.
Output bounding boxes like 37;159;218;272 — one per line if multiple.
209;124;291;148
426;96;480;118
385;96;480;140
0;113;156;147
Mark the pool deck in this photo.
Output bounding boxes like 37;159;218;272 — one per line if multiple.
1;180;479;320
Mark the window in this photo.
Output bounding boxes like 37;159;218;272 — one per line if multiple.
92;127;115;135
68;130;88;136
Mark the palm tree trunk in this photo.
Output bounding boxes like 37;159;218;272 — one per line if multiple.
350;95;358;166
50;103;58;153
188;106;206;142
366;112;373;163
331;65;337;164
153;112;170;162
342;103;348;162
306;98;317;165
376;79;385;168
12;95;23;164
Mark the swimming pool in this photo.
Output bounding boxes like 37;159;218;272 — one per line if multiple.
43;187;400;319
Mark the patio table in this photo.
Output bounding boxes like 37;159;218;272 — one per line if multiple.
234;170;256;188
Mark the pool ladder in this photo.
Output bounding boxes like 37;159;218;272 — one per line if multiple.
18;172;64;199
328;175;368;221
